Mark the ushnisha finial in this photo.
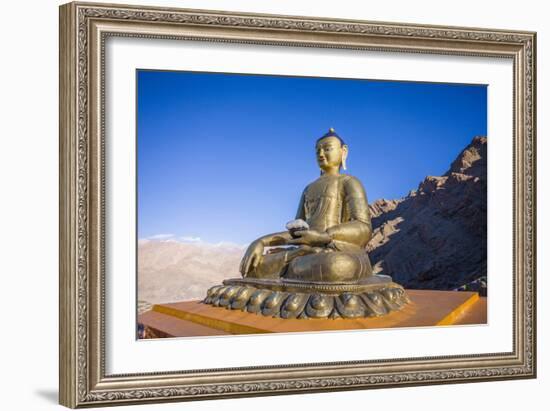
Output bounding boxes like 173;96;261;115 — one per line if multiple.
318;128;345;145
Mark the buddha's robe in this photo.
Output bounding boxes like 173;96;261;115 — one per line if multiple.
251;174;374;283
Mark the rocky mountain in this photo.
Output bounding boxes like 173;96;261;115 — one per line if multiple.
366;136;487;292
138;240;245;304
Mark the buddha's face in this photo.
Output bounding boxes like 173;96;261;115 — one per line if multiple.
316;136;347;172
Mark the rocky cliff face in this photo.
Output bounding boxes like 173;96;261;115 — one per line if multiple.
367;136;487;291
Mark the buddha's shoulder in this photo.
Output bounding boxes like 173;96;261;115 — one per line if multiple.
339;174;368;195
339;174;364;185
305;174;364;190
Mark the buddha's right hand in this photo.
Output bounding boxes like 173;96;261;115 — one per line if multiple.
240;240;264;277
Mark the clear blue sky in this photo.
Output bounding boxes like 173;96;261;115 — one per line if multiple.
137;70;486;245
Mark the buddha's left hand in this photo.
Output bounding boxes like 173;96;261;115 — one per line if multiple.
287;229;331;247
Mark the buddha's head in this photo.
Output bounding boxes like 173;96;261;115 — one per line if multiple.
316;128;348;174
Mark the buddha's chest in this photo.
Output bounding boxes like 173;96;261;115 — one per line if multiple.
305;176;343;200
303;177;345;226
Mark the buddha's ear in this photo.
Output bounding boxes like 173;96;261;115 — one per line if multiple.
341;145;349;170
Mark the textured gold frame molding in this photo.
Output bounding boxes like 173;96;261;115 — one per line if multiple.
59;2;536;408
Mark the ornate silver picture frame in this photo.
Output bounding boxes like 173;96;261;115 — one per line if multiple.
59;1;536;408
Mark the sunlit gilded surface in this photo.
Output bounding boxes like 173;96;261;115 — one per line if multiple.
204;129;408;318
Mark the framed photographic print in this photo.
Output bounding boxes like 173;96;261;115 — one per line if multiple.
59;1;536;408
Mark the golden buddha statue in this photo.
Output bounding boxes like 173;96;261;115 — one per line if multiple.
240;128;373;283
204;129;408;319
